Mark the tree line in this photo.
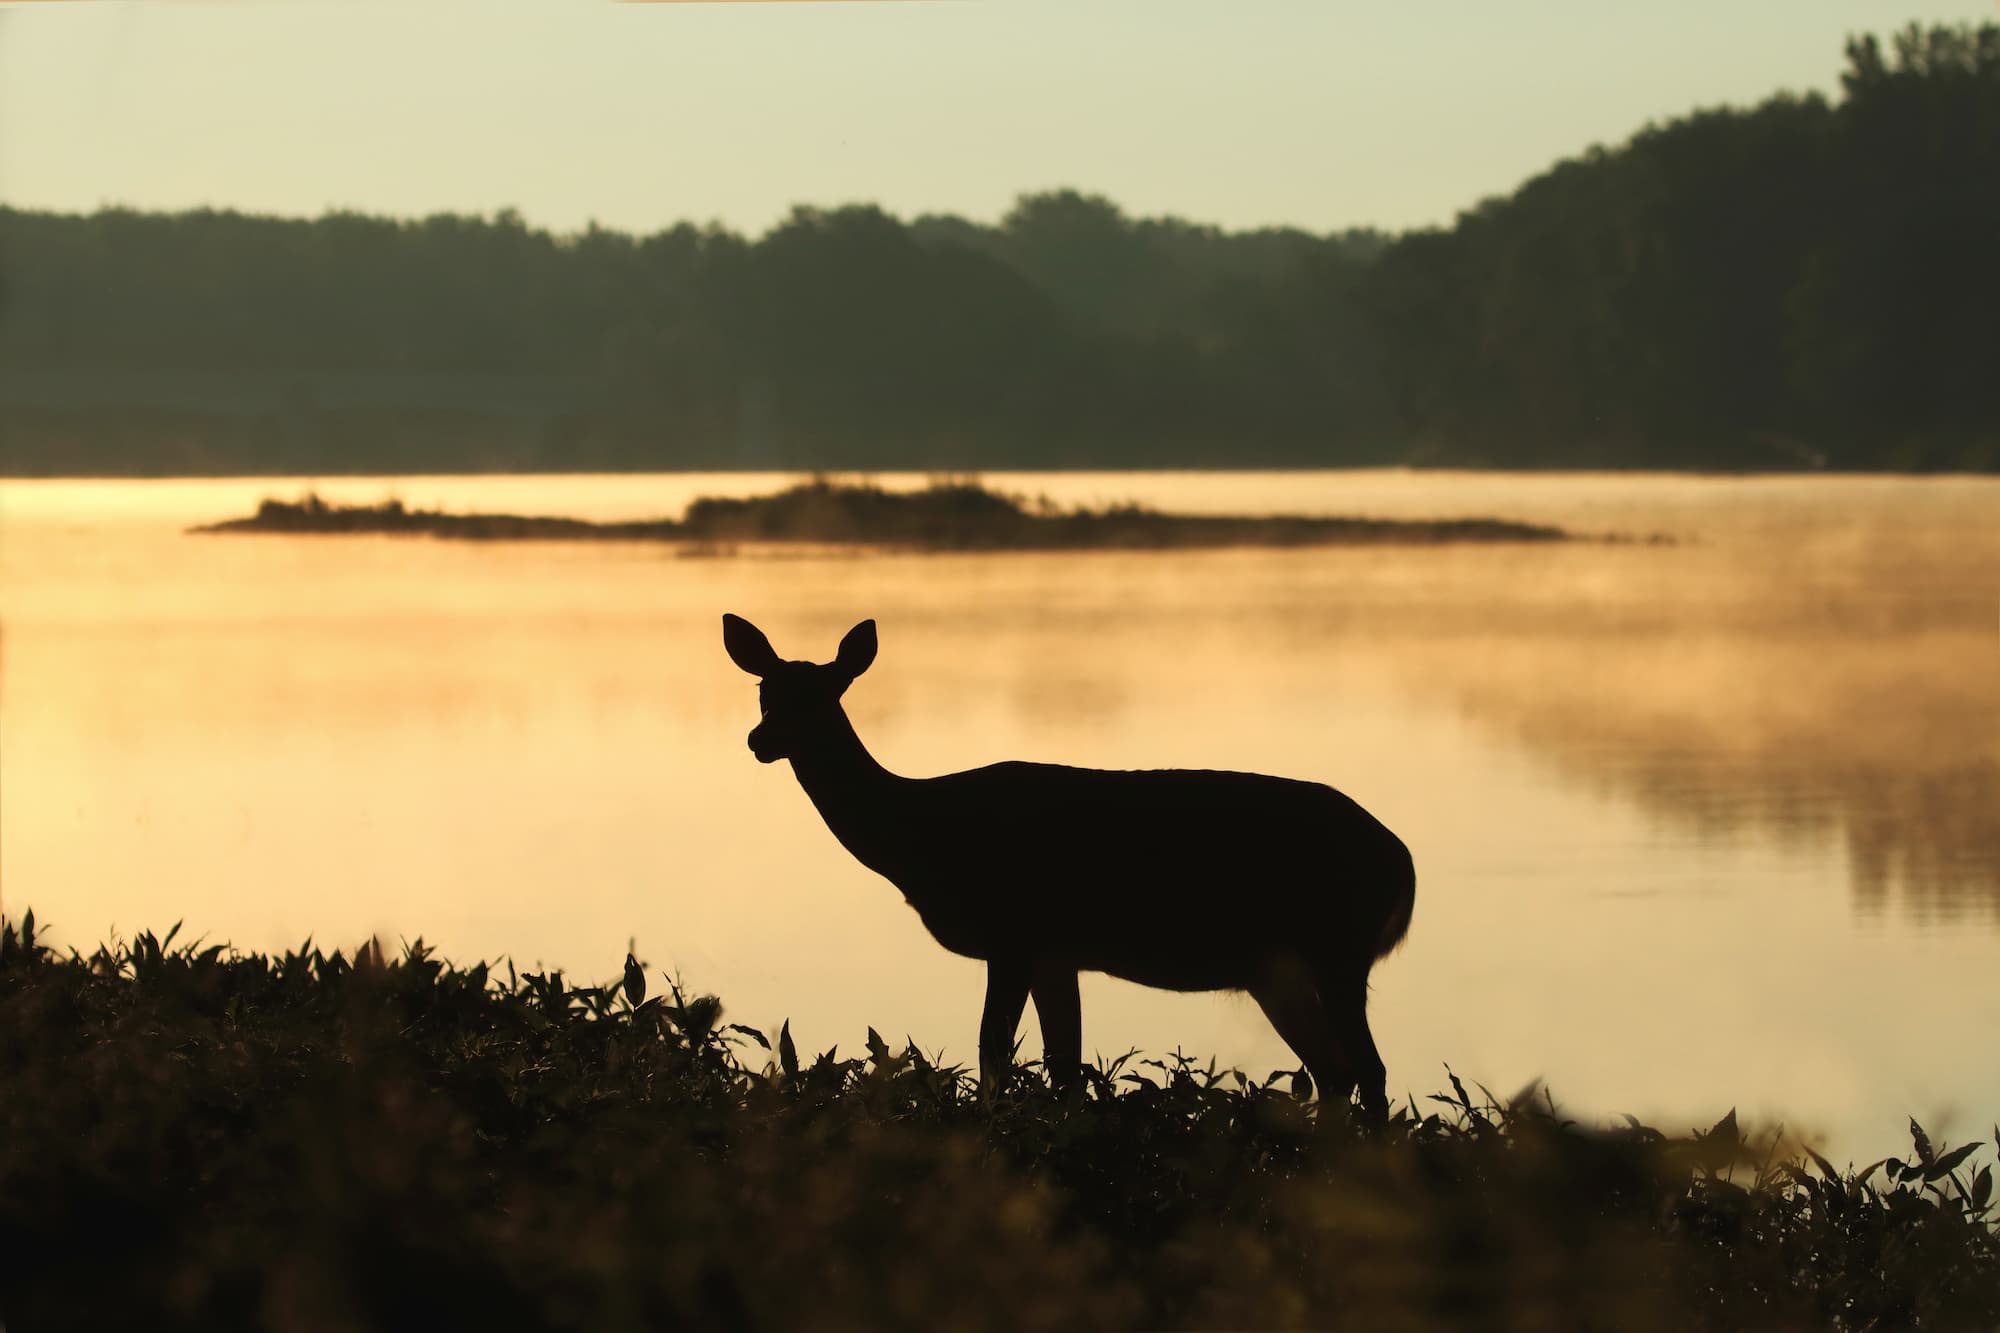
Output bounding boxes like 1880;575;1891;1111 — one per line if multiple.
2;22;1993;475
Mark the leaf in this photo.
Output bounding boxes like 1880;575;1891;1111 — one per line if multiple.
622;953;646;1008
865;1027;890;1065
1924;1141;1980;1182
684;995;722;1037
778;1020;799;1080
726;1023;770;1050
1971;1165;1992;1212
1806;1146;1841;1185
1910;1118;1935;1166
1695;1109;1742;1174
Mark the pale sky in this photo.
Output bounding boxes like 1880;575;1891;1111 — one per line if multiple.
2;0;1993;237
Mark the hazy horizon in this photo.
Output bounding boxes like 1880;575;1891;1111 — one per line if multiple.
3;1;1992;239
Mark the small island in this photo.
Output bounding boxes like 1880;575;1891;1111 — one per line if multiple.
191;477;1599;551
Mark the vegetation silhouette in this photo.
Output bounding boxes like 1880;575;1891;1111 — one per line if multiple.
722;614;1416;1122
191;476;1580;549
4;912;1997;1331
3;23;1993;477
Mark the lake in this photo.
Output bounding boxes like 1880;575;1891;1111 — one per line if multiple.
2;470;1995;1163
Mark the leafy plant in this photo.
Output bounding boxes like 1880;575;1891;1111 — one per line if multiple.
2;913;1994;1331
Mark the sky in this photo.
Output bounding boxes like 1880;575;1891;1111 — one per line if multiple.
2;0;1994;238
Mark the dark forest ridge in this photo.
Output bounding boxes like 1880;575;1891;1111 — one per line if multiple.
190;479;1584;551
5;23;1995;477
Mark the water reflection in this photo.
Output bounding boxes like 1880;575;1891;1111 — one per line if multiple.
1398;631;1999;918
3;473;1998;1162
4;473;1995;931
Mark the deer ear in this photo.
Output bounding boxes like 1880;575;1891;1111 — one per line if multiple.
834;619;877;679
722;614;782;677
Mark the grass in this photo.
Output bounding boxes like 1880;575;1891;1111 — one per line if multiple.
3;911;1994;1331
189;477;1586;550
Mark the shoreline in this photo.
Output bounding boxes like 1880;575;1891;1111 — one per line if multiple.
5;911;1994;1331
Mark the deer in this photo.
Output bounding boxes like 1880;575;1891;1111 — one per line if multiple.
722;613;1416;1123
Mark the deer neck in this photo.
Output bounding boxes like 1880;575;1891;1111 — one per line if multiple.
785;709;912;876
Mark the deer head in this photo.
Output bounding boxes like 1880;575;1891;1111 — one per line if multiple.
722;614;877;763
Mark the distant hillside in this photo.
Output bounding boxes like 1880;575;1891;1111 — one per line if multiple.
3;22;1994;476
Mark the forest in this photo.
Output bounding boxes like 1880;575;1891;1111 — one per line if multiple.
1;23;1993;476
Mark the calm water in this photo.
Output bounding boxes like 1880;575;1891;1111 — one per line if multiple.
3;471;1996;1161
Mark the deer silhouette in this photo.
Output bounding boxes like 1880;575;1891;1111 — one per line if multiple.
723;613;1415;1122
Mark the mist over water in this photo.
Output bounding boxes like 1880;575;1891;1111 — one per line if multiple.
2;471;1994;1161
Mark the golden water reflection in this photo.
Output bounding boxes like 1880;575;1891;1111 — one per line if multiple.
2;471;1995;1161
1402;628;1997;918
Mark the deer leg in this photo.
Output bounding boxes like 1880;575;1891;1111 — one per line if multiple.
1318;961;1390;1127
1030;963;1082;1088
979;958;1032;1096
1249;956;1355;1115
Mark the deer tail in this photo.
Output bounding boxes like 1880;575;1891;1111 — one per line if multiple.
1372;842;1417;959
